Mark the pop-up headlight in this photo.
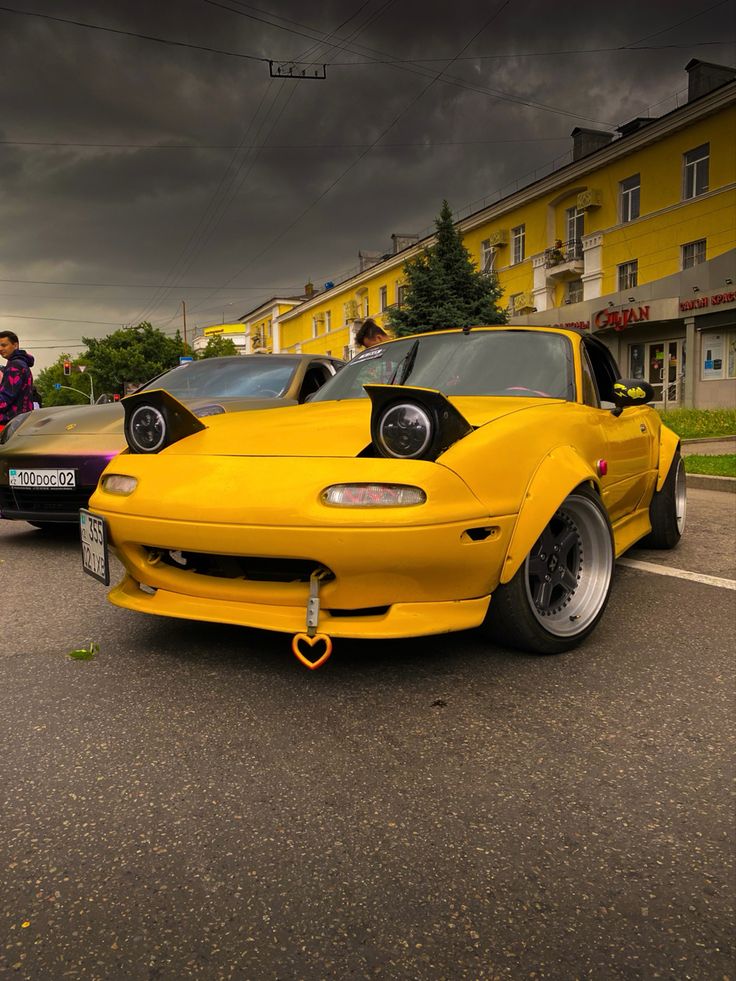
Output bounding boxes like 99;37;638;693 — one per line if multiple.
366;385;472;462
122;389;206;454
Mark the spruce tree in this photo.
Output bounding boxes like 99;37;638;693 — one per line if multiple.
386;200;507;336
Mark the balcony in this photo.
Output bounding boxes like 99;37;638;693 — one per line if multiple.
544;238;584;280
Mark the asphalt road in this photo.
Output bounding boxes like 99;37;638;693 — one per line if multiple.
1;488;734;980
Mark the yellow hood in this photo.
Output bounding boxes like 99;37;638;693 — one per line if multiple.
162;395;558;458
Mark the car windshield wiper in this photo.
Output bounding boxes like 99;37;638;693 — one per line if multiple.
389;339;420;386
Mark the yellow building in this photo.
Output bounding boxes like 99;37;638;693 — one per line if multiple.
192;293;312;355
269;60;736;409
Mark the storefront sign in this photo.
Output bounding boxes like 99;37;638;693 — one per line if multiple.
551;320;590;330
593;305;650;331
680;290;736;312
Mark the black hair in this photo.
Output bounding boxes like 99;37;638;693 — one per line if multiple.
0;330;19;345
355;318;387;347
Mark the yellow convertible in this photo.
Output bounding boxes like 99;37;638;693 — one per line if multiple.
85;327;685;666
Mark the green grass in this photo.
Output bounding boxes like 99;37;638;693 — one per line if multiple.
684;454;736;477
657;407;736;440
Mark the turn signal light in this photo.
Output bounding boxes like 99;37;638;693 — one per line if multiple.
101;474;138;496
322;484;426;507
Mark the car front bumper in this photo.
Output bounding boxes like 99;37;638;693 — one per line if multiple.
94;509;517;639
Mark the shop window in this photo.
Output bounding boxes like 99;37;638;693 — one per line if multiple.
683;143;709;199
682;239;706;269
620;174;640;223
511;225;525;264
618;260;638;291
702;333;725;380
629;343;645;380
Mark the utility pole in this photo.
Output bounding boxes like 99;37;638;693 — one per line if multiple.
182;300;188;352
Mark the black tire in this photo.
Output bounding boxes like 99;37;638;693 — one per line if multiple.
484;486;615;655
638;450;686;550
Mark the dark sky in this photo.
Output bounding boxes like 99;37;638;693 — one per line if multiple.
2;0;734;370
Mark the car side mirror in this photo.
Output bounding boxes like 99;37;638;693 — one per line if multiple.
610;378;655;416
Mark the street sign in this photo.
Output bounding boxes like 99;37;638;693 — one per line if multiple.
179;356;194;364
53;383;61;390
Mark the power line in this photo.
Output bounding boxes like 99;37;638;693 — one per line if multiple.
0;4;267;63
0;136;571;150
0;277;303;289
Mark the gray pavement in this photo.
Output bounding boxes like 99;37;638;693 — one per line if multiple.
0;490;734;979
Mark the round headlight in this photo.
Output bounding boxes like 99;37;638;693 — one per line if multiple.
129;405;166;453
378;402;433;459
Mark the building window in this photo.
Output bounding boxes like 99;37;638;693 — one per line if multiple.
620;174;640;222
682;239;706;269
566;279;583;304
618;260;638;291
480;239;497;273
511;225;525;264
379;286;387;311
566;206;584;243
343;344;351;360
683;143;709;199
397;284;407;306
508;293;522;316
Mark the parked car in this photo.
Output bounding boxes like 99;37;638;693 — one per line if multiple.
83;327;685;665
0;354;344;526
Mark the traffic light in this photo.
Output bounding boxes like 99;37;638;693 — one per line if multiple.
63;360;72;376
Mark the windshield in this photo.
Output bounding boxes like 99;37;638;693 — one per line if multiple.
311;330;575;402
141;358;297;399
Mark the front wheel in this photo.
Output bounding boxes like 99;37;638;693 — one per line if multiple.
484;487;614;655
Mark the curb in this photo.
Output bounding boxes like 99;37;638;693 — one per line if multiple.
686;473;736;494
681;435;736;445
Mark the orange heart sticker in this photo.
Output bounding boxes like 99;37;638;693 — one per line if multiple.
291;633;333;670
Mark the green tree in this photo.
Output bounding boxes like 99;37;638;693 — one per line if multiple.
198;335;239;358
386;200;507;336
81;323;185;396
35;354;96;407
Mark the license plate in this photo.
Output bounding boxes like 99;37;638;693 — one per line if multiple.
9;468;76;489
80;509;110;585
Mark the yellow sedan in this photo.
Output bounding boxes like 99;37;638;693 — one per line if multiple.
84;327;684;666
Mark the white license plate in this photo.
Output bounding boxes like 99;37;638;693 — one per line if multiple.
9;468;76;489
80;509;110;585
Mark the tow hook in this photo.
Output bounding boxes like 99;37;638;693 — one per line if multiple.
291;568;333;670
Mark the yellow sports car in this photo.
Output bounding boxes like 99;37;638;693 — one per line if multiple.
84;326;685;666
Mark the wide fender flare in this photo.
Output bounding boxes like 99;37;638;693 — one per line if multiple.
500;445;599;585
656;426;681;492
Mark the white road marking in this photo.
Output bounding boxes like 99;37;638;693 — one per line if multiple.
617;558;736;591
